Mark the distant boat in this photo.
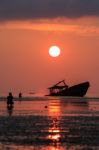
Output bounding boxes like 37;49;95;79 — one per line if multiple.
46;80;90;97
29;92;35;95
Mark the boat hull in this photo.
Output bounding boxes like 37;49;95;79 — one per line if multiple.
47;82;90;97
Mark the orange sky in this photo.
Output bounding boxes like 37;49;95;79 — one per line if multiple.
0;17;99;96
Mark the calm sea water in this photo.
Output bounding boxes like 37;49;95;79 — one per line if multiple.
0;96;99;150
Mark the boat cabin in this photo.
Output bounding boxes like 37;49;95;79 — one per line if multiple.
48;80;68;95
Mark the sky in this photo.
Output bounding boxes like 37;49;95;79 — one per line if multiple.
0;0;99;96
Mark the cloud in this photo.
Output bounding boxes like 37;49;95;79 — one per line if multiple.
1;21;99;36
0;0;99;21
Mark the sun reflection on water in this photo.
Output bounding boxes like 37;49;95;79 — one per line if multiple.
48;99;61;116
48;99;61;145
48;128;60;141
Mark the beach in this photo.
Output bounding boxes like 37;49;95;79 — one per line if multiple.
0;97;99;150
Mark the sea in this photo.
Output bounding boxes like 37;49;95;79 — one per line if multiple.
0;96;99;150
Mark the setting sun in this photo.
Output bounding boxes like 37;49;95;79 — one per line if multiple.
49;46;61;57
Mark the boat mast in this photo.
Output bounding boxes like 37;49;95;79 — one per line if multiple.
55;80;68;87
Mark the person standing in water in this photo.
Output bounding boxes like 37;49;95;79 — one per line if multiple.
19;92;22;98
7;92;14;106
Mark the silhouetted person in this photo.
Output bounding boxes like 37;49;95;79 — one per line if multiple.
7;92;14;106
19;92;22;98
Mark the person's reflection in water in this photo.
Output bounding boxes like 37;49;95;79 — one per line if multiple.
7;105;14;116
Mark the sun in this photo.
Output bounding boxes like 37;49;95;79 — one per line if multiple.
49;46;61;57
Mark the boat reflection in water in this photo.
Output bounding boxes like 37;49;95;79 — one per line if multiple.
59;98;89;115
48;97;89;116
